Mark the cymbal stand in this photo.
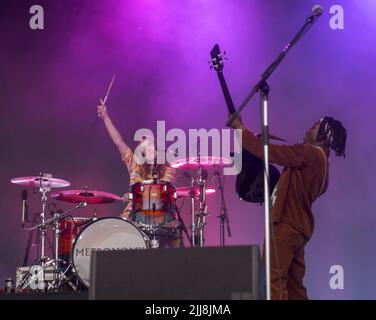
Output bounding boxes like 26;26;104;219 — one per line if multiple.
215;172;231;246
196;166;208;247
37;181;50;290
187;165;209;247
20;201;87;291
189;175;197;247
17;176;51;291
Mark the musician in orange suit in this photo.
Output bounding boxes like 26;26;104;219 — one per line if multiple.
230;116;346;299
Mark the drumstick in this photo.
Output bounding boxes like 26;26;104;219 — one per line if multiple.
99;75;115;107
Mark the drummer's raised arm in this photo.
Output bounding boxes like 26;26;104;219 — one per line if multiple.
97;103;130;159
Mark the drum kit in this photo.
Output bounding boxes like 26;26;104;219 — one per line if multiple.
10;155;231;292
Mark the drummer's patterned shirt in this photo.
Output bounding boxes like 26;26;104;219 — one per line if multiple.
120;148;176;218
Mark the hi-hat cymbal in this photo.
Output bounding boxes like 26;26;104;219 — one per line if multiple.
51;189;122;204
10;176;71;188
176;186;216;198
170;156;232;169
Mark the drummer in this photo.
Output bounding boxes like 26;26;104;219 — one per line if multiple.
97;103;182;248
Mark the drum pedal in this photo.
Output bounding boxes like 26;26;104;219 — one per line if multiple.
150;239;159;248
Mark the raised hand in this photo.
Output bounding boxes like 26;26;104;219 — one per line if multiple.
97;99;108;119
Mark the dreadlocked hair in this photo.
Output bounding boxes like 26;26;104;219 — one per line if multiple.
316;116;347;157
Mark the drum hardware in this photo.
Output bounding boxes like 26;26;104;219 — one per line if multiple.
213;170;231;246
150;238;159;248
182;165;209;247
189;173;197;247
178;164;211;247
197;165;208;247
172;156;231;247
148;203;159;248
11;174;74;291
18;202;88;291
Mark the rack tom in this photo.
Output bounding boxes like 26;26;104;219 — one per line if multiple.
129;180;177;227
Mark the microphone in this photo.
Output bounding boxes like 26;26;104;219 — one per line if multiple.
311;4;323;17
21;190;28;228
77;202;87;208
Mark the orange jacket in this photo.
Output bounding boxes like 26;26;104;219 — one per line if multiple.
241;129;328;239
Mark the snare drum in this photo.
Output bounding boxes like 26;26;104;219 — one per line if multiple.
72;217;149;287
129;180;177;227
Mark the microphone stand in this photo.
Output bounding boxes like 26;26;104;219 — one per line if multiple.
175;204;191;245
216;173;231;246
25;202;88;231
226;9;322;301
226;11;322;127
22;212;38;267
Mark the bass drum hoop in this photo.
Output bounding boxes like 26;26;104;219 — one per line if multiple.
71;217;149;288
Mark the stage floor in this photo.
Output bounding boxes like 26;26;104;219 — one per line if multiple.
0;291;88;300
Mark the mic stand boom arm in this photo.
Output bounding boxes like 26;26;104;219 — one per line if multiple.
225;9;322;301
25;202;87;231
226;12;321;127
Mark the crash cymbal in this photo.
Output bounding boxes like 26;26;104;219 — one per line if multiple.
51;189;122;204
10;176;71;188
176;186;216;198
170;156;232;169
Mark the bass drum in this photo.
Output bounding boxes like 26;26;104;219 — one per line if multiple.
72;217;149;287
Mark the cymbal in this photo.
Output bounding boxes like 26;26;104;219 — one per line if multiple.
176;186;216;198
10;176;71;188
51;189;122;204
170;156;232;169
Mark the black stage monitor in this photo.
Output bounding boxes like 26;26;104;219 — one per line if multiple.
89;245;264;300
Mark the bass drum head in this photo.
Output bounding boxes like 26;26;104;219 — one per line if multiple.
72;217;148;287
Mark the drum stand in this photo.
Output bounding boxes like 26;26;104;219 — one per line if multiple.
18;184;52;291
19;192;87;292
189;166;208;247
149;204;159;248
